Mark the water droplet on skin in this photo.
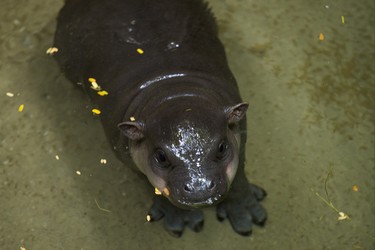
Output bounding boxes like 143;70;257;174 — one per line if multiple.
167;41;180;50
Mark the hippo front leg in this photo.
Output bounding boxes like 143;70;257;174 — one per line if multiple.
216;159;267;236
147;195;204;237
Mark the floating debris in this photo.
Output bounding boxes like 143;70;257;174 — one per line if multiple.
6;92;14;97
100;159;107;164
76;170;81;175
130;116;136;122
352;185;359;192
55;155;60;160
341;16;345;24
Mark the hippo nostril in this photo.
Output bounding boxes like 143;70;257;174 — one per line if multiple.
184;180;215;193
207;181;215;190
184;184;193;193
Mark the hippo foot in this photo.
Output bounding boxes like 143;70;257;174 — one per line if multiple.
216;183;267;236
147;195;204;237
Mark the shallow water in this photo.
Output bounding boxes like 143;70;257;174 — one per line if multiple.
0;0;374;249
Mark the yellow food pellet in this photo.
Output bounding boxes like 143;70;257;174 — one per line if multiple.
130;116;136;121
341;16;345;24
76;170;81;175
100;159;107;164
90;81;101;91
46;47;58;55
163;187;170;196
91;81;98;88
137;48;144;54
97;90;108;96
154;188;162;195
55;155;60;160
18;104;24;112
352;185;358;192
6;92;14;97
146;214;151;222
319;32;325;41
88;77;96;83
92;108;101;115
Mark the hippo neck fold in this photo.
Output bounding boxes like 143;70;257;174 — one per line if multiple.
122;70;241;122
139;73;188;90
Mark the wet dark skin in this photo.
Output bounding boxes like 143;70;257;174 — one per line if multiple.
54;0;267;237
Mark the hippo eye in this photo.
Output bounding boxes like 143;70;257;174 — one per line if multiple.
154;149;170;168
217;140;229;160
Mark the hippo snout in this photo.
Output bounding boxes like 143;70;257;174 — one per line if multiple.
183;178;216;193
168;174;228;208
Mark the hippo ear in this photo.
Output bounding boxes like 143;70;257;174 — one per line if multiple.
117;121;145;141
225;102;249;124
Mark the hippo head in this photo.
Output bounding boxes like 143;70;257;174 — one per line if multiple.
118;102;248;209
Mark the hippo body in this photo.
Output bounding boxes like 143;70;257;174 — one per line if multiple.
54;0;267;236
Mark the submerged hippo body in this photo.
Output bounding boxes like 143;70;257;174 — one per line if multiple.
54;0;267;236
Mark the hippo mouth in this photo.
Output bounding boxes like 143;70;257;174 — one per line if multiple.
163;171;230;209
166;184;228;209
176;194;226;209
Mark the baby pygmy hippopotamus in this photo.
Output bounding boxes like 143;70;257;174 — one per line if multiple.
54;0;267;237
